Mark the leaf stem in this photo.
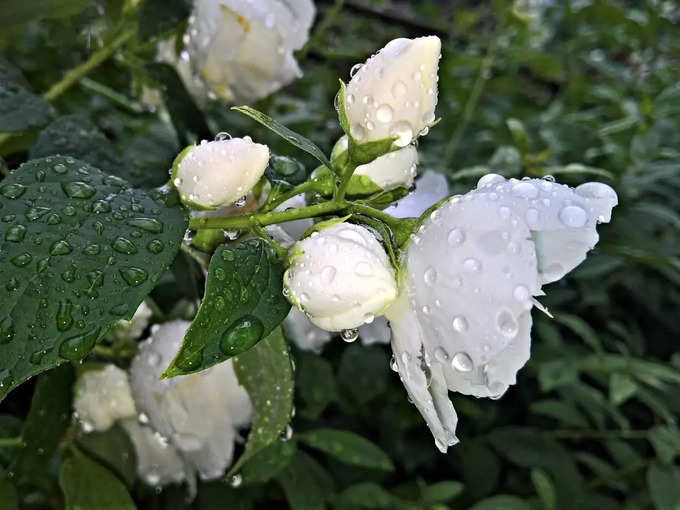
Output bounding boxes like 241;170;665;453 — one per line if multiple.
43;27;136;102
334;161;358;201
262;180;320;213
0;436;23;448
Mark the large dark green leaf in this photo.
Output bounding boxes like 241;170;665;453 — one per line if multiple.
648;461;680;510
0;477;18;510
240;438;297;485
10;364;72;477
229;328;294;475
0;0;88;27
294;352;337;420
163;239;290;377
59;451;136;510
77;424;137;488
276;450;334;510
298;428;394;471
145;63;211;146
0;58;51;133
29;115;123;175
0;156;187;400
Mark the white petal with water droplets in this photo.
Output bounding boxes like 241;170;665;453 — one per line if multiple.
344;36;441;144
386;170;449;218
284;223;398;331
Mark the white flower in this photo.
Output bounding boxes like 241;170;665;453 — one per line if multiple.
283;308;332;353
284;223;398;331
73;365;137;432
332;135;418;190
385;175;617;452
106;301;153;343
129;321;253;482
119;419;188;487
342;36;441;146
173;138;270;209
359;316;391;346
386;170;449;218
186;0;315;102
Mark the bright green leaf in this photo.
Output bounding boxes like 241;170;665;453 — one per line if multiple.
0;156;187;400
163;239;290;377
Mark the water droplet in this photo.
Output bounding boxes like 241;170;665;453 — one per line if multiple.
525;208;539;226
512;182;539;199
513;285;530;302
222;249;235;262
354;261;372;277
61;181;95;199
463;258;481;273
220;316;264;355
559;205;587;228
479;174;506;189
126;217;163;233
424;267;437;286
146;239;164;254
87;270;104;288
392;80;407;98
0;184;26;199
59;328;100;361
214;268;226;281
434;347;449;363
497;310;518;339
53;163;67;174
84;243;100;255
350;63;363;77
447;228;465;246
350;123;366;140
320;266;336;284
390;121;413;147
29;349;47;365
341;329;359;342
451;352;473;372
50;240;72;256
452;316;468;333
26;207;50;222
56;300;73;331
112;237;137;254
230;474;243;488
36;257;49;274
0;317;14;344
376;104;394;123
109;303;129;316
10;253;32;267
119;267;148;287
5;225;26;242
390;355;398;371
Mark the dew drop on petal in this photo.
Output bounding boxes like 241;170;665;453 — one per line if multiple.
376;104;393;123
463;258;481;273
452;316;468;332
559;205;587;227
447;228;465;246
451;352;473;372
497;310;519;339
423;267;437;286
341;329;358;343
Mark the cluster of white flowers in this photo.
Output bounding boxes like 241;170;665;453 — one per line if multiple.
74;319;252;489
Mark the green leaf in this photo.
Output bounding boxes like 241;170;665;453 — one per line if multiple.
145;63;211;146
229;328;294;475
649;426;680;465
531;468;557;510
0;0;87;27
338;343;389;405
348;136;397;167
139;0;190;40
647;461;680;510
609;373;637;406
340;483;394;508
506;118;529;154
266;154;308;187
298;428;394;471
276;450;334;510
29;115;123;176
294;352;338;420
163;239;290;377
232;106;333;171
312;166;382;196
77;424;137;487
0;58;51;133
469;495;532;510
240;438;297;485
59;451;136;510
11;364;73;477
421;481;464;504
0;477;18;510
0;156;187;400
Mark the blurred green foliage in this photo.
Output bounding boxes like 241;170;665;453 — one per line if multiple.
1;0;680;509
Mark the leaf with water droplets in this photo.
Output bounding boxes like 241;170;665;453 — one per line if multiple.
162;238;290;378
232;105;333;172
0;156;187;401
228;328;294;476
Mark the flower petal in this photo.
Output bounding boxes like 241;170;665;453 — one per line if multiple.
386;170;449;218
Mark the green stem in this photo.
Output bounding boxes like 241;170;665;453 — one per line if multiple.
0;436;23;448
43;27;136;102
443;37;497;166
349;203;403;230
262;180;320;213
251;224;288;260
586;459;649;490
80;77;145;113
189;200;346;230
334;161;358;201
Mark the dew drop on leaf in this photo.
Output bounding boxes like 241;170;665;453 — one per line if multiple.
220;316;264;355
119;267;148;287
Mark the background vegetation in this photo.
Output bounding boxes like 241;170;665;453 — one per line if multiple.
1;0;680;509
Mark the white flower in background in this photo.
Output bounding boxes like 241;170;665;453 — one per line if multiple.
386;170;449;218
186;0;316;102
120;419;188;487
359;316;391;346
106;301;153;343
385;175;617;452
342;36;441;147
283;308;332;353
129;321;253;482
73;365;137;432
331;135;419;190
284;223;398;331
173;138;270;209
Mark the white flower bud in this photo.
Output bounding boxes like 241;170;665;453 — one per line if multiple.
332;135;419;190
284;223;398;331
106;301;152;343
385;170;449;218
129;321;253;482
73;365;137;432
187;0;315;102
386;175;617;452
343;36;441;146
173;138;270;209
